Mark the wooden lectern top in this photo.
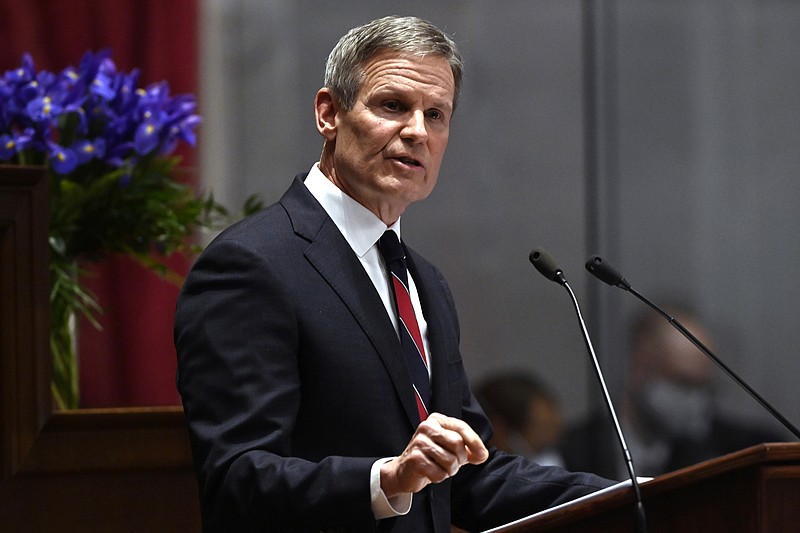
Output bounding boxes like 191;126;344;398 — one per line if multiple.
485;442;800;533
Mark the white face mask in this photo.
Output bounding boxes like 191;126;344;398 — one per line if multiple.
637;379;714;441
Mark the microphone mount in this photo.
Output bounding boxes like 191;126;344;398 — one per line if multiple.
530;248;648;533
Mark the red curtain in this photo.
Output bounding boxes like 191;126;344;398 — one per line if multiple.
1;0;198;406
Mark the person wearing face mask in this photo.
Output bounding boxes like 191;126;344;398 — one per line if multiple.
559;303;785;480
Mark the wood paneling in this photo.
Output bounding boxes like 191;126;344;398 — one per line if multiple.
0;166;200;532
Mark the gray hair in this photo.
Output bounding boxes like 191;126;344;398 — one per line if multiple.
324;15;463;111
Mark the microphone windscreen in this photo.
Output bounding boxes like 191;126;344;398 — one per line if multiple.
529;248;563;283
585;255;626;287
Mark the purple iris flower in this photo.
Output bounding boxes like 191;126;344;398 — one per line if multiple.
47;141;79;174
73;137;106;165
0;129;35;160
26;94;62;123
134;113;164;155
0;134;17;159
1;49;200;173
90;60;118;102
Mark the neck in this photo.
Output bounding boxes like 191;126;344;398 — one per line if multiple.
318;147;402;226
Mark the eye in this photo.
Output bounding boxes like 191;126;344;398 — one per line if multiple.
426;109;443;121
383;100;402;112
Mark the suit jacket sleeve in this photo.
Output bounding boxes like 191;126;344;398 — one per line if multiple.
175;228;378;532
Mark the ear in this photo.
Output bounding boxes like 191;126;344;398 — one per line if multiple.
315;88;339;141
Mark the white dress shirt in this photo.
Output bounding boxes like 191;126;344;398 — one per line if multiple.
304;163;432;518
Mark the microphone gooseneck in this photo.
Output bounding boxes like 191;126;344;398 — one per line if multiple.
529;249;648;533
585;255;800;440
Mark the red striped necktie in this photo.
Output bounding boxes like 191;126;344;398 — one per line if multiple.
378;230;430;422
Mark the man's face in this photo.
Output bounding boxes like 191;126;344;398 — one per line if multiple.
317;50;455;224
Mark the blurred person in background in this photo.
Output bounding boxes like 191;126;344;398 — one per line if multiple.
475;371;565;467
560;303;786;479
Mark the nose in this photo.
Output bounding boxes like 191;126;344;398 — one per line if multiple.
400;110;428;143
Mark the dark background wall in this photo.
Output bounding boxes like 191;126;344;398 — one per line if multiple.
199;0;800;436
592;1;800;434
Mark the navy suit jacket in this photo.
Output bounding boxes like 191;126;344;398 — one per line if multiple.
175;175;611;532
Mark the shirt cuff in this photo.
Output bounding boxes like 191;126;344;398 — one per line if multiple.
370;457;412;519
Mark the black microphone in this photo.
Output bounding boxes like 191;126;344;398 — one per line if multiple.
585;254;800;440
585;255;630;290
529;248;648;533
529;249;567;285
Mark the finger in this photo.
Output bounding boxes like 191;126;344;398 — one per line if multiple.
407;424;465;477
398;441;454;487
427;413;489;465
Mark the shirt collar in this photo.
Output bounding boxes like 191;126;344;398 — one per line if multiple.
304;163;401;257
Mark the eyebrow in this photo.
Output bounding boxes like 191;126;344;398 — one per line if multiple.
372;85;454;112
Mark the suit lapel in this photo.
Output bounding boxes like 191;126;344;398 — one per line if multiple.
280;177;422;428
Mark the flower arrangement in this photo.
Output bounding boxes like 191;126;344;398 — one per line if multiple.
0;50;251;409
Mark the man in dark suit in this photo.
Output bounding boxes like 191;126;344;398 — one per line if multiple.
175;15;612;532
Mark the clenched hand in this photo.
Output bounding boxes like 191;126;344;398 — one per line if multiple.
380;413;489;497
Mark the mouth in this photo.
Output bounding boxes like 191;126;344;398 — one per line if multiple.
391;155;424;169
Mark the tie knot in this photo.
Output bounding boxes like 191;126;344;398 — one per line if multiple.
378;230;405;265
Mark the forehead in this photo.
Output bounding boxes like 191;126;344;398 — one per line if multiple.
359;50;455;107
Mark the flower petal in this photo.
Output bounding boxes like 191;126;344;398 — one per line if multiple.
48;142;79;174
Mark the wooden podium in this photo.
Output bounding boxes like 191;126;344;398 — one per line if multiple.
488;441;800;533
0;166;200;531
